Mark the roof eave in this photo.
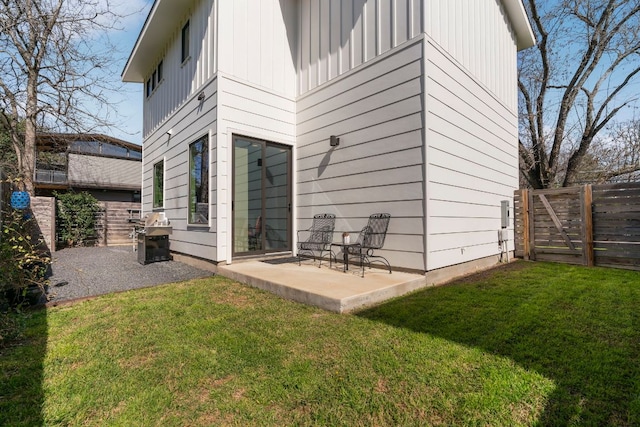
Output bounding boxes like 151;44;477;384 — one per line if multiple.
122;0;197;83
502;0;536;51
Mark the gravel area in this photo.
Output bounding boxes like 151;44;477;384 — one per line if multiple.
45;246;214;304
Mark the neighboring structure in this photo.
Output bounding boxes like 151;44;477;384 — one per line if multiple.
35;133;142;202
122;0;535;276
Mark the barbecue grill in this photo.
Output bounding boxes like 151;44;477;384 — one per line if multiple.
136;212;172;264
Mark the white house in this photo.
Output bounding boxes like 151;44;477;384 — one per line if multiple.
122;0;534;277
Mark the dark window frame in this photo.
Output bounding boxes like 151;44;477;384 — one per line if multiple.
188;135;209;225
153;160;164;209
181;20;190;63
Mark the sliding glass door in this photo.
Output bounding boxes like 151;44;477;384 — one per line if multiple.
233;135;291;256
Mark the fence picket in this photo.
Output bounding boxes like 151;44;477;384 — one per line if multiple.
514;182;640;271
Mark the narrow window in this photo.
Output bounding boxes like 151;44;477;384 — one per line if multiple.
188;136;209;224
153;160;164;208
157;60;163;82
146;79;151;97
181;20;190;63
152;70;157;91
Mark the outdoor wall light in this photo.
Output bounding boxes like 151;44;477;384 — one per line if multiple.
197;91;205;101
166;129;173;136
330;135;340;147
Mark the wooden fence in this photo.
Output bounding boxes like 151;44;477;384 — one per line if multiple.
514;182;640;270
95;201;141;246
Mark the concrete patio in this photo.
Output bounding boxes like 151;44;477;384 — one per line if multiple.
218;258;428;313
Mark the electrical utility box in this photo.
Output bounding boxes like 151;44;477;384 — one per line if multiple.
500;200;510;229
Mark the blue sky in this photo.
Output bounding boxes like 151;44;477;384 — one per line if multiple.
104;0;153;145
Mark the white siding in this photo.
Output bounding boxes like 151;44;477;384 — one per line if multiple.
296;40;426;271
426;0;518;110
217;0;297;98
142;78;219;261
143;0;217;137
217;75;297;262
424;37;518;270
298;0;517;108
298;0;425;95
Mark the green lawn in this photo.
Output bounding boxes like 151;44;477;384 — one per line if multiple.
1;261;639;426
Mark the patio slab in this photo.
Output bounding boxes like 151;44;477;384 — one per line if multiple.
218;258;428;313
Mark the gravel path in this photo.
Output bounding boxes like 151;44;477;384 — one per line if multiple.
45;246;214;304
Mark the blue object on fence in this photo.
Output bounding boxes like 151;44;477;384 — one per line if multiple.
10;191;31;210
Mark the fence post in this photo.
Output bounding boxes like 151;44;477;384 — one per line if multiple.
520;189;530;260
527;189;536;260
581;184;594;266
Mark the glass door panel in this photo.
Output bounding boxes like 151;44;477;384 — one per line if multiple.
233;136;291;256
264;144;290;251
233;138;263;254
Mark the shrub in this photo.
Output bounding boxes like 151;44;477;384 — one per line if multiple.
0;206;50;347
55;191;100;247
0;208;50;305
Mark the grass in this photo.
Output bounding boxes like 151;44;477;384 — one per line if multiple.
0;261;639;426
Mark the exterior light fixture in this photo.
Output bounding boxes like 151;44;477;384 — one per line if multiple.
166;129;173;136
330;135;340;147
197;91;205;101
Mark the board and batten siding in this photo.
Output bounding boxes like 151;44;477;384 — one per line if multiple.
425;0;518;111
424;37;518;271
216;75;297;262
143;0;217;138
298;0;518;110
298;0;424;96
142;78;219;261
217;0;298;99
296;38;426;271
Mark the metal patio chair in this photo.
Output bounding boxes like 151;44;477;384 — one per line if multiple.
346;213;392;277
297;213;336;267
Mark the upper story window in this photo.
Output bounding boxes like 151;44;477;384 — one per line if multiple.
146;59;164;98
181;20;190;63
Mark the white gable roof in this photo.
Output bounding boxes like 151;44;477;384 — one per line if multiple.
122;0;198;83
122;0;535;83
501;0;536;50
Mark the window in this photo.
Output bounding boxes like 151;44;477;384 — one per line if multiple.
152;70;157;91
153;160;164;208
146;79;151;97
181;20;190;63
188;136;208;224
157;60;163;83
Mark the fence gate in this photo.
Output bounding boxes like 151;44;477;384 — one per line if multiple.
515;183;640;270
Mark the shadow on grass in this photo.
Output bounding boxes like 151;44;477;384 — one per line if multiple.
0;306;48;426
358;261;640;426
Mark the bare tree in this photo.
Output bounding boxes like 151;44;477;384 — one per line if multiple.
572;118;640;184
519;0;640;188
0;0;126;193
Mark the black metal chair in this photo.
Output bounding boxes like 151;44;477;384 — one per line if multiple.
297;213;336;267
346;213;392;277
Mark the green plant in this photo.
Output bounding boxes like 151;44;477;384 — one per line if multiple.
0;205;50;348
55;191;100;247
0;208;49;300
